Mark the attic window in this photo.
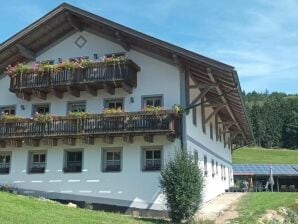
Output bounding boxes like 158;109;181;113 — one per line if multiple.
69;56;89;62
105;52;125;58
36;60;54;65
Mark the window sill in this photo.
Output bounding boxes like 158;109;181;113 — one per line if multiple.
142;169;161;172
102;170;121;173
63;167;82;173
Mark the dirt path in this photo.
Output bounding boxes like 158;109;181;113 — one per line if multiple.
195;192;245;224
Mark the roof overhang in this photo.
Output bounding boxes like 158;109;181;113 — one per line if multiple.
0;3;254;142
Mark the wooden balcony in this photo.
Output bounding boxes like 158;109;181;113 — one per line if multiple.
0;111;180;147
9;59;140;100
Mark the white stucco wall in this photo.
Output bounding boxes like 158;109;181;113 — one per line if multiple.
186;77;233;202
0;137;179;210
0;31;181;116
0;31;182;210
0;30;233;209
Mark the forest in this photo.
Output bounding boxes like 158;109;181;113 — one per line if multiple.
243;91;298;149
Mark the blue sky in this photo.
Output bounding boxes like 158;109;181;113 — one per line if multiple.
0;0;297;93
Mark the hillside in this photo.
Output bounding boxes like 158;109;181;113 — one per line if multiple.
232;147;298;164
0;192;162;224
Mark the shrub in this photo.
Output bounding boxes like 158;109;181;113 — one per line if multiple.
160;149;204;223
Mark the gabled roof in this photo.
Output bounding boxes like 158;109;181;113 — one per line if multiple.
0;3;253;142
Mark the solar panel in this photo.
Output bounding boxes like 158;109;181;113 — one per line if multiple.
233;164;298;176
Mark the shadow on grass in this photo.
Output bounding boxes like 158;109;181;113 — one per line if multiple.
135;217;215;224
134;217;169;223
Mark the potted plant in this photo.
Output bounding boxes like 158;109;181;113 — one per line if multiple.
33;112;53;124
68;112;91;133
102;108;125;131
172;104;184;117
143;106;168;129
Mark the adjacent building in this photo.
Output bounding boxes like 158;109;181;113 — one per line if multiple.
0;3;253;215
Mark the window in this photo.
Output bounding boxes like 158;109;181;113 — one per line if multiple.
143;148;162;171
211;159;215;177
194;150;199;165
32;104;50;115
216;161;218;175
0;153;11;174
67;101;86;113
192;107;197;126
105;52;125;58
37;60;54;65
0;105;15;115
69;56;89;62
103;149;121;172
104;99;124;109
223;166;226;180
204;155;208;176
219;127;222;142
64;151;83;173
210;123;213;140
143;96;162;108
28;152;46;173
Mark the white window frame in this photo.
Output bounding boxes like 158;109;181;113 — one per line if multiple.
64;150;83;173
104;98;124;110
0;105;16;115
142;95;163;108
28;151;46;174
142;147;162;171
32;103;50;115
102;148;122;172
0;153;11;174
67;101;86;113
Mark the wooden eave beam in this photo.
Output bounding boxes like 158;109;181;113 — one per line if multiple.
205;104;226;123
115;31;130;51
189;85;216;107
66;13;83;32
172;54;185;72
205;103;226;108
206;68;242;131
218;121;237;125
16;44;36;61
87;85;98;96
189;84;217;89
104;83;115;95
69;86;80;98
121;82;133;94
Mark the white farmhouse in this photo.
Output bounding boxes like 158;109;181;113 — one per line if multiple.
0;3;253;216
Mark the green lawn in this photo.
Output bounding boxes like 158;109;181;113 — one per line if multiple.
232;147;298;164
0;192;164;224
233;192;298;223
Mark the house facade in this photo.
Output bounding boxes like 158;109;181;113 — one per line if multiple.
0;4;253;215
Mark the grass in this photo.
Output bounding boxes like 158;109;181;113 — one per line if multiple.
232;147;298;164
0;192;165;224
232;192;298;223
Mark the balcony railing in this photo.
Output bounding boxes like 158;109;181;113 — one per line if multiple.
0;111;179;141
9;59;139;99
